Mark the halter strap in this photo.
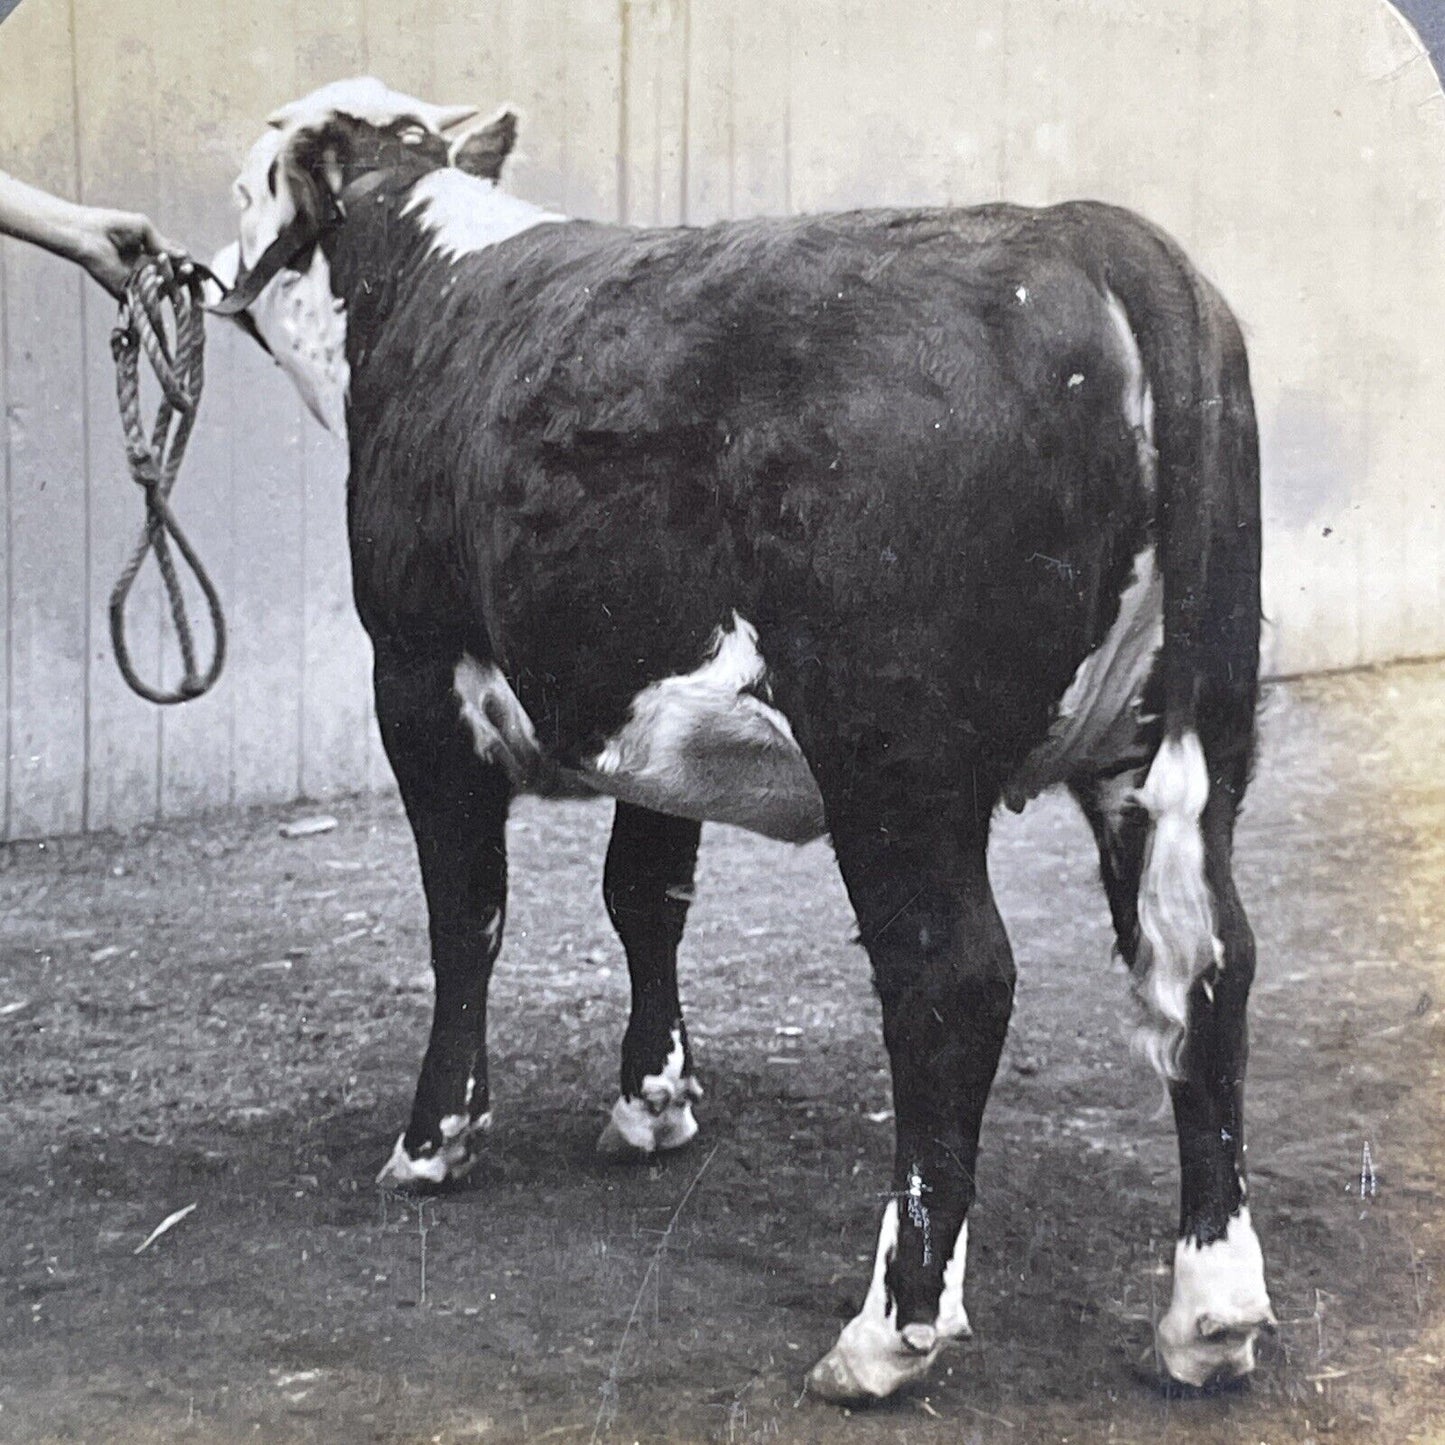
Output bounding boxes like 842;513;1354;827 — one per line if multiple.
209;169;392;317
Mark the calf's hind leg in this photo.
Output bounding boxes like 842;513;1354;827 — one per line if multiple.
374;646;511;1187
808;797;1011;1402
1075;743;1274;1388
596;802;704;1160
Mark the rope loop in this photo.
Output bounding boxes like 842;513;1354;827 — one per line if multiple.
109;255;226;706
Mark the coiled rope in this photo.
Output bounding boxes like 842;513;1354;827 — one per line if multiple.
109;255;226;704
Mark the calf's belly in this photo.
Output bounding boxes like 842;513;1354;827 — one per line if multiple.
452;641;827;842
583;677;827;843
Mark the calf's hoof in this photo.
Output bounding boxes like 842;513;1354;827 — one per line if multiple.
1155;1310;1276;1389
376;1111;492;1187
596;1074;702;1161
806;1320;941;1404
1155;1207;1275;1388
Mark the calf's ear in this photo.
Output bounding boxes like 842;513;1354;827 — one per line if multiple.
450;109;518;181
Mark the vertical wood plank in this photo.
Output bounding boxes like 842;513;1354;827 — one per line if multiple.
0;222;10;838
1353;0;1445;666
215;0;308;805
618;0;689;225
682;0;737;224
360;0;438;115
147;0;253;817
684;0;791;222
72;0;166;830
291;9;376;802
0;0;89;839
467;0;624;223
787;0;977;213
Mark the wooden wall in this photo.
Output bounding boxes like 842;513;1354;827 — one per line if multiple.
0;0;1441;839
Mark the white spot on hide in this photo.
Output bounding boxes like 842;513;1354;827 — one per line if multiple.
585;615;826;844
1006;548;1162;808
1104;286;1156;491
482;910;503;954
937;1220;971;1341
403;168;565;261
453;655;543;787
1157;1208;1274;1386
807;1202;931;1401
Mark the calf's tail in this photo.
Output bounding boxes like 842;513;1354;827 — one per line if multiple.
1082;205;1260;1078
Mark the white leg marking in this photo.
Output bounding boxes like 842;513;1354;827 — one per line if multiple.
1133;730;1221;1079
1157;1208;1275;1386
936;1219;972;1341
807;1200;969;1403
376;1111;493;1186
596;1029;702;1160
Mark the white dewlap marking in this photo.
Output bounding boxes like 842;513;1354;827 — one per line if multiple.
403;168;565;261
586;614;827;844
222;122;353;437
596;1028;702;1160
264;249;350;437
210;239;350;439
1157;1208;1274;1386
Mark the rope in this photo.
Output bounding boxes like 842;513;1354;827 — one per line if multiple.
109;255;226;705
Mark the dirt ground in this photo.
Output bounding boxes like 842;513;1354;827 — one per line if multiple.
2;661;1443;1445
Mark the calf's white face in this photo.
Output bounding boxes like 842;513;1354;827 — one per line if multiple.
228;76;477;271
214;76;478;434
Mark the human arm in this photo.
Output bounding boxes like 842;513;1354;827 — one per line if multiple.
0;171;184;297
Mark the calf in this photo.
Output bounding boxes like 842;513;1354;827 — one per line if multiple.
215;77;1273;1401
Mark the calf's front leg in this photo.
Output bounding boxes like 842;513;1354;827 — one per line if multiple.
373;645;511;1186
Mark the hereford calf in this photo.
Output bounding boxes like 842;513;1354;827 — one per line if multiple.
214;77;1273;1401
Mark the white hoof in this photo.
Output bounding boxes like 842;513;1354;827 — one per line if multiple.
807;1202;971;1404
376;1111;492;1186
596;1075;702;1160
597;1030;702;1160
807;1318;939;1403
1156;1207;1275;1387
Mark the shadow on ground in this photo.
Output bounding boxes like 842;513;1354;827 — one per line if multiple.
2;662;1443;1443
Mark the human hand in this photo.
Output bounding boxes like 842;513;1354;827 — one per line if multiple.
73;207;188;297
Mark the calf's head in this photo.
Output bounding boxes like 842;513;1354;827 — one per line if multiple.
212;76;517;432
